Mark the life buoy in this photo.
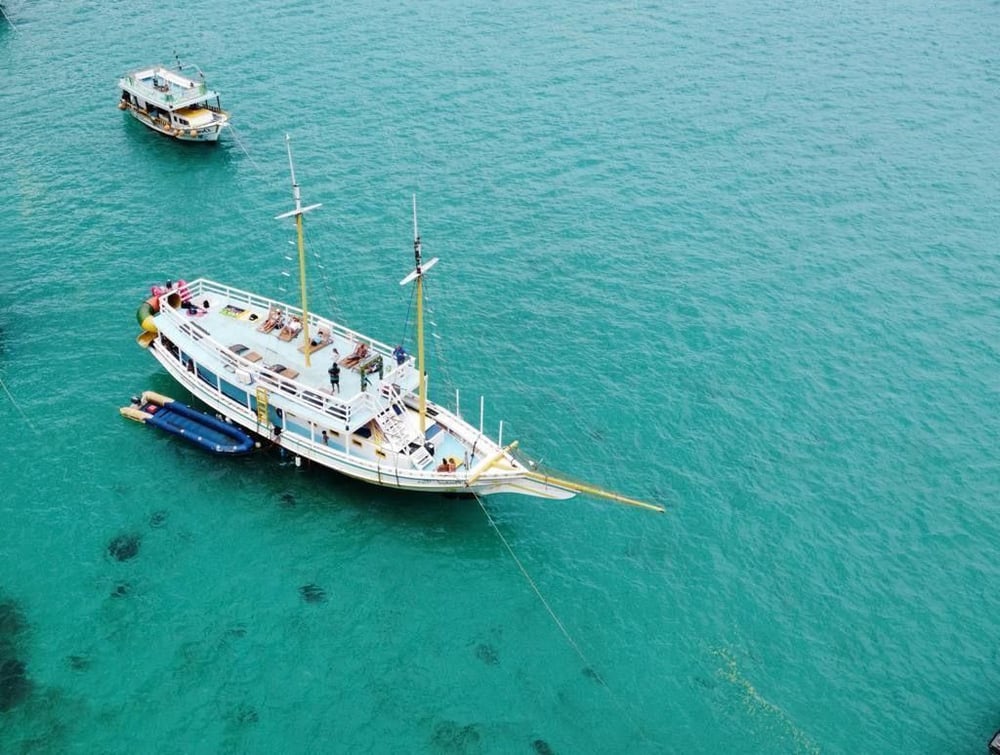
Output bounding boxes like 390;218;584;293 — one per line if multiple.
136;297;159;333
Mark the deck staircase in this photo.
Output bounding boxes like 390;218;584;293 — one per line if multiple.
374;388;435;470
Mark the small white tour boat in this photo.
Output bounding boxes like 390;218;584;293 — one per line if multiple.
118;60;229;142
132;137;660;511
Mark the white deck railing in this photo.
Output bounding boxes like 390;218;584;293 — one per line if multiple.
158;279;415;431
123;73;211;107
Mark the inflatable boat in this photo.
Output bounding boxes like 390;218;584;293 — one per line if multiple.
120;391;254;455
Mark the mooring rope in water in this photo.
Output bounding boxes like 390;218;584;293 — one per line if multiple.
227;124;264;172
1;5;19;33
473;493;661;748
0;373;37;433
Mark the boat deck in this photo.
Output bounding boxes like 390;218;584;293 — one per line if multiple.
180;299;401;405
120;66;218;110
161;295;475;463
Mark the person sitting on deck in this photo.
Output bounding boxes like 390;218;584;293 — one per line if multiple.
278;316;302;340
436;457;457;473
259;308;283;333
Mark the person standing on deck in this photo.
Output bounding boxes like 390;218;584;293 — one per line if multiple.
327;362;340;394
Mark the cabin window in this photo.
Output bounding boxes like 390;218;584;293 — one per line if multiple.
375;450;386;459
220;380;248;406
352;440;363;448
284;419;309;438
196;366;218;388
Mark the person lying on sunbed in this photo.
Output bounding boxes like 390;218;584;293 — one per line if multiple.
340;341;370;368
278;316;302;340
310;328;331;347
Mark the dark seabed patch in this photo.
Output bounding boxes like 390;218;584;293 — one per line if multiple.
0;595;30;711
107;533;141;562
431;720;482;753
148;509;169;528
0;658;30;712
0;598;28;639
299;584;326;603
279;492;296;508
0;600;28;642
532;739;555;755
234;702;259;724
111;583;130;598
581;666;606;685
474;642;499;666
67;655;90;672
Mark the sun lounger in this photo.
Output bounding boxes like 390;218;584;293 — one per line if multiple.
266;363;300;380
256;309;283;333
298;330;333;354
230;344;263;363
339;343;370;369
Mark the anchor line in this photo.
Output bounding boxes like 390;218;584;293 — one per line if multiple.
473;493;661;748
0;373;38;433
227;124;263;172
1;5;18;33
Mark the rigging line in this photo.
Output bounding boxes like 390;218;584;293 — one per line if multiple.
307;244;342;322
473;493;661;749
421;279;458;401
0;373;37;433
400;281;414;345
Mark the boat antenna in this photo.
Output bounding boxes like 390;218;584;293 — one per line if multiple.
275;134;322;367
399;195;439;433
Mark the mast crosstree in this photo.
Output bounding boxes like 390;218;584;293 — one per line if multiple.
399;195;438;433
275;134;322;367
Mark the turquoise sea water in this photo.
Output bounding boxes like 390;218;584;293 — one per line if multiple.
1;0;998;752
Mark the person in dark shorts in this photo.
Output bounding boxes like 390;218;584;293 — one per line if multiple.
327;362;340;393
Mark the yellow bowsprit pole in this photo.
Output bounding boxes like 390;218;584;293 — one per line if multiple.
466;440;520;486
523;470;665;513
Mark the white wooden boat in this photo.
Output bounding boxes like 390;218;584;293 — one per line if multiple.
132;138;660;511
118;61;229;142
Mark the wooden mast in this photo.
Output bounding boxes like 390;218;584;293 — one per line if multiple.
399;196;438;433
275;135;322;367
